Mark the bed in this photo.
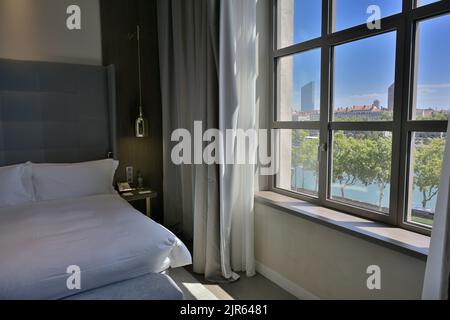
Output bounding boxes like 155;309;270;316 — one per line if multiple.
0;193;191;300
0;59;191;300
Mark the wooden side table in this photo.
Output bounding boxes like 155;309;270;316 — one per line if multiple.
120;188;157;218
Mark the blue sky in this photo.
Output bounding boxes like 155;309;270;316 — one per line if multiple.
290;0;450;112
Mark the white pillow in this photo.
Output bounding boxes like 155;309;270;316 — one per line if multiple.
31;159;119;201
0;164;35;208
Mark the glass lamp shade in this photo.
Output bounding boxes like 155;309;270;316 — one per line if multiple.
135;113;148;138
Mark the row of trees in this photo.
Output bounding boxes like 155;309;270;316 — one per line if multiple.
333;132;391;211
291;130;445;212
416;112;448;121
334;111;448;122
414;137;445;209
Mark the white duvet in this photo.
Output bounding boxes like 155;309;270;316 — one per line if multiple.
0;194;192;300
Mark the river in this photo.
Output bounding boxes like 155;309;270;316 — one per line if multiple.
292;167;438;212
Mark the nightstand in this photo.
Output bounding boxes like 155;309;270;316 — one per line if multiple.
120;188;157;218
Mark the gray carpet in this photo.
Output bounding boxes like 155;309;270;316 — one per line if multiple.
170;267;297;300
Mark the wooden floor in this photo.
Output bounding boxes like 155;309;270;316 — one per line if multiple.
170;267;297;300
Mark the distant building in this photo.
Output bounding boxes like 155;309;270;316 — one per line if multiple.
388;83;395;111
373;99;380;108
334;105;384;121
301;81;315;112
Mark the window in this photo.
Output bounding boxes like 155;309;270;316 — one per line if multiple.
407;132;446;228
273;0;450;234
333;0;402;32
412;14;450;120
277;49;321;121
276;129;320;196
277;0;322;48
331;131;392;214
333;32;396;122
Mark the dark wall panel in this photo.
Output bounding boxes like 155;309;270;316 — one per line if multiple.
100;0;164;223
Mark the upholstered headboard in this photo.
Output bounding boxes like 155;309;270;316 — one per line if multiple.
0;58;117;166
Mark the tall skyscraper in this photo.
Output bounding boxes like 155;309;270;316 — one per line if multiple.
388;83;395;111
301;81;315;112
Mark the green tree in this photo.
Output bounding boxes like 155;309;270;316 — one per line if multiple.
292;130;319;191
414;137;445;209
380;111;394;121
332;132;361;198
416;112;448;121
357;134;392;210
333;132;392;211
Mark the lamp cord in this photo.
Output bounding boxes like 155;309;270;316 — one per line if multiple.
137;25;143;116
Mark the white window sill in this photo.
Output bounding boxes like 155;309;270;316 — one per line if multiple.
255;191;430;261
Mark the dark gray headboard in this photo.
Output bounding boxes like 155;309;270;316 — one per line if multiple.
0;58;116;166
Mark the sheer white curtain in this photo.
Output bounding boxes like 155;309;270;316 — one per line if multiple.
157;0;257;281
422;122;450;300
219;0;257;279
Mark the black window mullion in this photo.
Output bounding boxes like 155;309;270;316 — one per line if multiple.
319;0;332;205
398;0;422;234
273;122;321;130
412;0;450;20
275;38;325;58
390;7;410;228
327;14;402;46
405;121;448;132
401;0;418;233
329;122;395;131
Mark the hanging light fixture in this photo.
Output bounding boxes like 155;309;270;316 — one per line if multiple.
135;25;148;138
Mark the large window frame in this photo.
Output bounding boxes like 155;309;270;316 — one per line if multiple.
271;0;450;235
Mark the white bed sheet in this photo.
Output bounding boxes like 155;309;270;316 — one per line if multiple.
0;194;192;300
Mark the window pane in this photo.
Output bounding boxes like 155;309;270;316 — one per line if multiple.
277;49;321;121
277;0;322;48
333;0;402;32
412;14;450;120
333;32;396;122
331;131;392;214
407;132;446;228
277;130;320;197
416;0;441;7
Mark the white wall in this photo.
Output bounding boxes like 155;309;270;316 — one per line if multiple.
255;202;427;300
0;0;102;65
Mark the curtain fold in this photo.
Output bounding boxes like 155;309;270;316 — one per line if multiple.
157;0;223;281
219;0;257;278
422;122;450;300
157;0;257;282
